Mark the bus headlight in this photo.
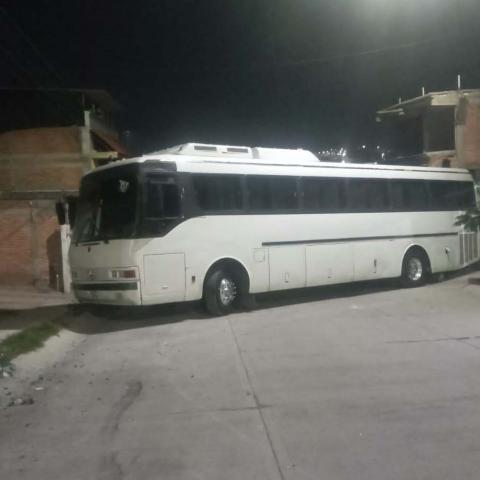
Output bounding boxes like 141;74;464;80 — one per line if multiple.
111;268;138;280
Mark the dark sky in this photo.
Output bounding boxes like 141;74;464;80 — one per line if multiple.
2;0;480;153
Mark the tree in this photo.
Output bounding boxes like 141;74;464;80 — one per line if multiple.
455;206;480;232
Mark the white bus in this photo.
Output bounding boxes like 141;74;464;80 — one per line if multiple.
69;143;479;315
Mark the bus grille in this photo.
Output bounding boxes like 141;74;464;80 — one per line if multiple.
459;232;479;266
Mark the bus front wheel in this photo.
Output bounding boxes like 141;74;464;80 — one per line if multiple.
203;268;238;316
401;249;429;288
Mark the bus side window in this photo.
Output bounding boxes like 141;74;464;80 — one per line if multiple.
348;178;389;212
365;179;389;211
428;180;477;211
303;177;345;212
390;180;404;210
445;181;475;210
456;182;476;209
429;181;454;210
247;176;272;211
410;181;429;211
271;176;298;210
145;177;181;218
391;180;429;211
303;178;320;210
193;175;243;211
347;179;368;212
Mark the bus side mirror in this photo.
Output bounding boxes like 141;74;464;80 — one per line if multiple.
55;202;66;225
67;197;77;228
55;197;77;227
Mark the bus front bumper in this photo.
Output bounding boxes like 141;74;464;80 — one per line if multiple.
72;281;142;306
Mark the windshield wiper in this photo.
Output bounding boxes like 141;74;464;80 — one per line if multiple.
76;215;105;245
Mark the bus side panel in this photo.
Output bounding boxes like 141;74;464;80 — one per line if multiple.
142;253;186;304
306;244;354;286
250;248;270;294
269;246;306;290
404;236;459;274
353;241;402;281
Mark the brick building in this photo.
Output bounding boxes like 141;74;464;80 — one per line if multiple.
376;90;480;175
0;89;126;289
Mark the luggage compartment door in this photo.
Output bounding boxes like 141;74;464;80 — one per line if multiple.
143;253;185;302
306;244;354;287
269;246;306;291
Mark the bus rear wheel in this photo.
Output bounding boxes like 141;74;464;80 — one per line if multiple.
401;250;429;288
203;268;239;316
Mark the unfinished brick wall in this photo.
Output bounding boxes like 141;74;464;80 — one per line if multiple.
0;127;85;193
0;127;85;288
0;157;84;192
0;200;62;288
427;153;458;168
0;200;33;285
0;127;81;154
462;99;480;169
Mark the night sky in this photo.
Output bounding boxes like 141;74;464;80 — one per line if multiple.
2;1;480;154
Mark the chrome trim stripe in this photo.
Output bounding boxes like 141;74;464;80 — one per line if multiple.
73;282;138;291
262;232;458;247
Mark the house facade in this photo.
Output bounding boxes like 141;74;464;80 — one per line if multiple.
0;89;127;289
376;90;480;179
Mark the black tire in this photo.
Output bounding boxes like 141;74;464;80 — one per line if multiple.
400;250;429;288
203;268;239;316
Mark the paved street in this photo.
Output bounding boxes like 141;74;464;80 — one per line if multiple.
1;273;480;480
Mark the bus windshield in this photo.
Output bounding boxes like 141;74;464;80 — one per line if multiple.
73;167;139;243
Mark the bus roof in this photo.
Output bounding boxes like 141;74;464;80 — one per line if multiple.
88;143;472;179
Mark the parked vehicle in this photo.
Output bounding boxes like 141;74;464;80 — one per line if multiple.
69;143;479;314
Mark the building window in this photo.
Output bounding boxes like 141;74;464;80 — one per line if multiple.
424;108;455;152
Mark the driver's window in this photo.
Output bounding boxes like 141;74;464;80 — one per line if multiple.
145;175;181;218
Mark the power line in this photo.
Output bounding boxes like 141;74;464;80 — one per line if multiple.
0;55;29;86
0;6;64;85
164;35;460;75
276;37;440;68
0;43;42;87
0;7;77;120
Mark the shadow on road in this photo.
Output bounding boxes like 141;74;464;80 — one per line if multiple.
0;301;208;336
64;301;209;334
0;264;477;336
255;278;399;310
0;281;398;336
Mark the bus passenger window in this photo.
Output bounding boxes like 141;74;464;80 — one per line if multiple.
347;179;368;211
271;177;298;210
145;177;180;218
390;181;404;210
455;182;476;209
429;181;454;209
391;180;429;211
348;178;392;212
365;180;389;211
247;176;272;211
430;181;476;210
303;177;345;212
193;175;243;211
407;181;429;210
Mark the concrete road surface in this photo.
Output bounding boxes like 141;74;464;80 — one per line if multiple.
1;273;480;480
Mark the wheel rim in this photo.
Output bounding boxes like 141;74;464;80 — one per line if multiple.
407;257;423;281
219;278;236;306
